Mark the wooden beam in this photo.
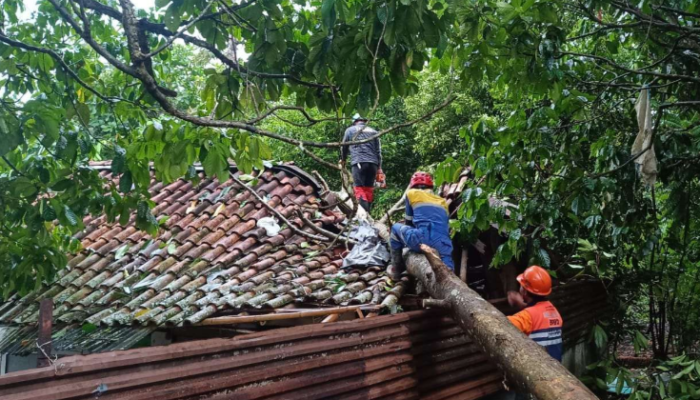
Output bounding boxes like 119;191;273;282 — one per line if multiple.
199;305;381;326
37;299;53;368
321;314;339;323
460;248;468;283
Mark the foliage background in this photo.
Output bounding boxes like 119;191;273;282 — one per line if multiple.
2;0;700;396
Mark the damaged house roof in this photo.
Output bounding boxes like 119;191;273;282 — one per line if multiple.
0;162;404;354
0;164;613;400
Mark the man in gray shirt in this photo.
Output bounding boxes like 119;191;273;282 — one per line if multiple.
340;114;384;212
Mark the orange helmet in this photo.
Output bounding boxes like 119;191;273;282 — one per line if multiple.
516;265;552;296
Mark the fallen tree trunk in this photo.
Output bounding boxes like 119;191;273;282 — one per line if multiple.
341;197;597;399
406;244;598;400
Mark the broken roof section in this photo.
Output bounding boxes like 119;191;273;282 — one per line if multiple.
0;162;402;338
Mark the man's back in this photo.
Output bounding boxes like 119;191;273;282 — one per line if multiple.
405;189;449;230
341;123;381;166
508;301;563;361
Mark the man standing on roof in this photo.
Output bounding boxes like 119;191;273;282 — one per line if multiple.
340;114;385;212
507;265;563;361
388;172;454;279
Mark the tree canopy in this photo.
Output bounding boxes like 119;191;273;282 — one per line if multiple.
2;1;700;392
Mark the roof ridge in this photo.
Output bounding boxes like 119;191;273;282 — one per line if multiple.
88;160;322;193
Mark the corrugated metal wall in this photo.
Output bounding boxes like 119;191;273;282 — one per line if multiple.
0;280;610;400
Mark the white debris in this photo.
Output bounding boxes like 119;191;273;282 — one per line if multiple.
257;217;281;237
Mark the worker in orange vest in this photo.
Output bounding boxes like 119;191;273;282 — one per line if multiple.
507;265;563;361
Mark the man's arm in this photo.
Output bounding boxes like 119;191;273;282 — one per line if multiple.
404;194;414;227
501;262;527;310
507;309;532;335
376;137;382;168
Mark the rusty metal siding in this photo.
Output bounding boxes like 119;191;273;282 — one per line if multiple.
0;280;610;400
0;311;498;400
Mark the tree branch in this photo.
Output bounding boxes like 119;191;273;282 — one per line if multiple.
78;0;332;90
0;33;130;104
46;0;137;78
659;101;700;110
566;22;643;42
654;4;700;19
611;0;700;34
245;105;349;126
367;3;389;117
230;175;330;243
43;0;453;156
560;51;700;84
1;156;25;177
294;209;357;244
143;0;217;58
378;183;411;226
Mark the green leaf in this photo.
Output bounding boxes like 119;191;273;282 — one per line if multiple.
119;171;133;193
592;325;608;350
674;364;695;380
164;4;182;32
82;323;98;334
321;0;337;32
74;103;90;124
659;380;666;398
63;205;78;226
0;125;22;155
51;179;73;192
305;250;320;258
41;202;57;221
571;196;581;215
115;245;129;260
13;177;37;197
202;145;229;181
112;146;127;174
538;248;551;268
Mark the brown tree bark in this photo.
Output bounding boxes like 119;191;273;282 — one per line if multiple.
405;244;598;400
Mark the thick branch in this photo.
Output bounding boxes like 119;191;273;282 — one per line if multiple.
654;4;700;19
47;0;452;155
46;0;137;78
78;0;332;90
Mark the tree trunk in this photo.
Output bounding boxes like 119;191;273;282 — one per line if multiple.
405;244;598;400
364;211;596;399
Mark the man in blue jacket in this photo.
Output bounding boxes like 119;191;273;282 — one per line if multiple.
388;172;454;279
340;114;384;212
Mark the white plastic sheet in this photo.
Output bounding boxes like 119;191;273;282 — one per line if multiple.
631;88;658;185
